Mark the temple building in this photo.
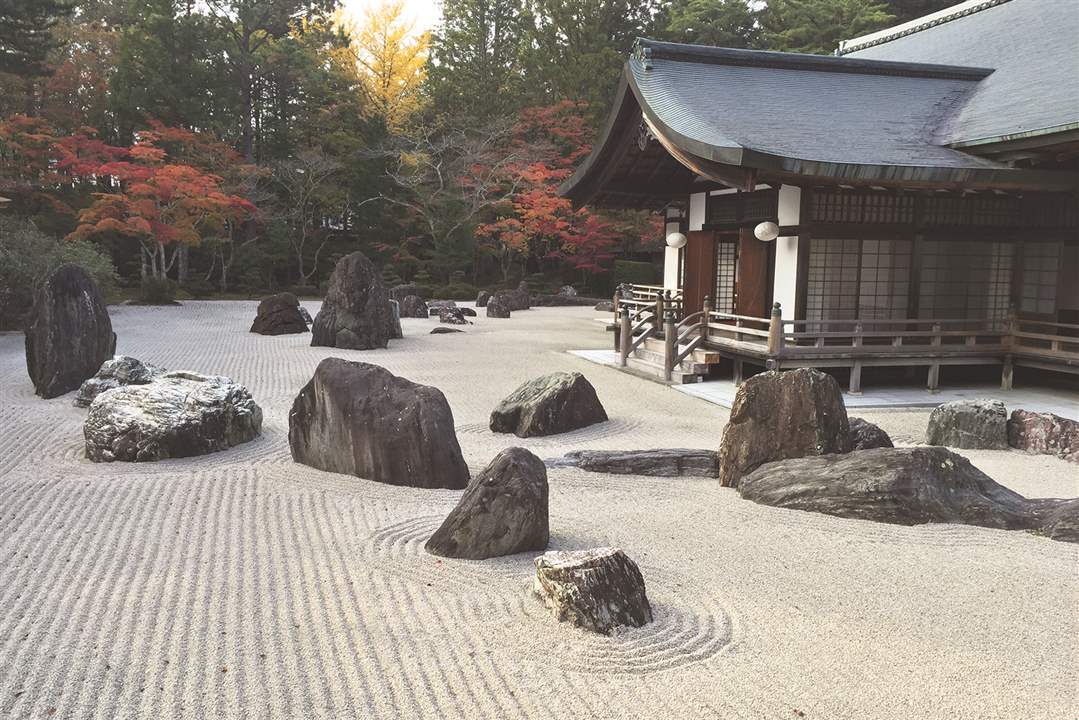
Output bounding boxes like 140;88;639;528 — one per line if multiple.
561;0;1078;389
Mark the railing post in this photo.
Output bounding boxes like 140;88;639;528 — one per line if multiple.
701;296;713;343
850;320;863;395
927;322;942;392
767;302;783;355
654;292;666;333
619;305;631;367
663;309;677;381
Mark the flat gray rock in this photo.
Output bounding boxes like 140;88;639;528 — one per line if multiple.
553;448;718;477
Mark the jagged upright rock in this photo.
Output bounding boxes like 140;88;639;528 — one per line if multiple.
848;417;893;450
311;252;393;350
717;368;851;488
75;355;164;408
384;299;403;339
250;292;309;335
25;264;116;399
1007;410;1079;463
84;371;262;462
490;371;607;437
288;358;469;489
486;297;511;318
926;399;1008;450
425;447;549;560
533;548;653;634
399;295;429;319
476;290;490;307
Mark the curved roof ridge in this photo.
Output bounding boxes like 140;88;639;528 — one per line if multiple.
837;0;1013;55
633;38;992;81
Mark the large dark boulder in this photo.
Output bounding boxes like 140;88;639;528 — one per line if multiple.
425;447;549;560
553;448;718;477
490;371;607;438
848;417;893;450
250;292;309;335
533;548;653;635
493;282;530;311
75;355;164;408
311;252;394;350
1007;410;1079;463
399;295;429;319
25;264;116;399
739;446;1079;542
926;399;1008;450
486;297;511;318
288;358;469;489
84;371;262;462
717;368;851;488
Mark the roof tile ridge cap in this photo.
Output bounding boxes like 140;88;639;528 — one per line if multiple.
633;37;991;81
837;0;1014;56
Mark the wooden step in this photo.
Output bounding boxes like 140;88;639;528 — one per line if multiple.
631;346;711;374
639;337;723;366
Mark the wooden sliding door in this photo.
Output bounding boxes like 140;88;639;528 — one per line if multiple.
683;230;718;317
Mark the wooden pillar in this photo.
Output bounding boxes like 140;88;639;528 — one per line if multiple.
1001;354;1014;390
766;302;784;355
927;322;942;392
732;358;744;386
654;292;666;333
850;321;863;395
619;306;631;367
663;310;677;382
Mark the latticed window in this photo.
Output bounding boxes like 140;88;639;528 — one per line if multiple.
918;240;1014;320
1020;242;1061;316
858;239;912;319
806;239;861;322
713;242;737;313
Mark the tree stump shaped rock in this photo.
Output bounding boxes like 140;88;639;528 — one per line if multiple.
84;371;262;462
533;548;653;635
250;292;309;335
288;358;469;489
425;447;549;560
717;368;851;488
926;399;1008;449
490;371;607;437
486;298;511;318
25;264;116;399
1007;410;1079;463
311;252;394;350
75;356;164;408
848;417;893;450
399;295;429;319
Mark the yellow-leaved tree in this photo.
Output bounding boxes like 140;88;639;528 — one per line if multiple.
341;1;429;130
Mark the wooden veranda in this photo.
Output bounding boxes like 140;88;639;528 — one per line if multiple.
611;284;1079;391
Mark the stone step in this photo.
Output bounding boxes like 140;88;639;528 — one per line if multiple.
624;356;705;384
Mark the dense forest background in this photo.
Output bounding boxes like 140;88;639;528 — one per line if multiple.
0;0;954;323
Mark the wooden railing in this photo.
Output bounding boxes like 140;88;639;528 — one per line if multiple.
612;284;1079;391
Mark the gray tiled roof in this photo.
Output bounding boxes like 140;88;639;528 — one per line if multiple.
841;0;1079;146
631;42;1001;170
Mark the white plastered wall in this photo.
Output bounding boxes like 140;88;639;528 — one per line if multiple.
662;192;709;290
773;185;802;318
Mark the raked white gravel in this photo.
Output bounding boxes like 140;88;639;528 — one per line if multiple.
0;301;1075;719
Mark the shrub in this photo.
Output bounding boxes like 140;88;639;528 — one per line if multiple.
612;260;657;286
139;276;177;304
0;217;118;329
433;283;478;300
290;285;319;297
